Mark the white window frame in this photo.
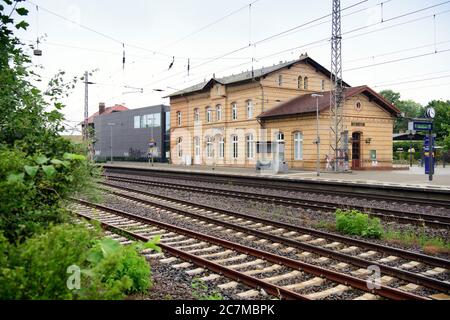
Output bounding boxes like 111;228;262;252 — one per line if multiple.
177;111;182;126
194;108;199;123
294;131;303;160
276;132;285;143
176;137;183;158
134;115;140;128
246;134;254;159
231;135;238;159
303;77;308;90
194;136;200;157
218;136;224;159
206;136;213;158
206;107;212;123
231;103;238;120
298;76;302;89
216;105;222;121
246;100;253;119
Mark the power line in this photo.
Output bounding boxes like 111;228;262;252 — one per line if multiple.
158;0;262;51
345;40;450;64
139;0;372;89
162;6;450;93
0;0;19;28
345;48;450;72
372;74;450;87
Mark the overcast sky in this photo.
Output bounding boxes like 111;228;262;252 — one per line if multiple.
12;0;450;134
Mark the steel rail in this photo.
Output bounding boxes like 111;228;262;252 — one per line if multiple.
72;199;427;300
103;166;450;208
73;208;306;300
101;181;450;267
100;183;450;293
104;175;450;228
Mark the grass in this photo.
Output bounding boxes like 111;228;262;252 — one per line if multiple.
316;210;450;256
382;228;450;255
191;278;223;300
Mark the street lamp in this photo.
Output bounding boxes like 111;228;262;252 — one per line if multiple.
149;116;155;167
311;94;323;177
107;123;116;163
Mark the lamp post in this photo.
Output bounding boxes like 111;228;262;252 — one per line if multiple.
150;116;155;167
107;122;116;163
311;94;323;177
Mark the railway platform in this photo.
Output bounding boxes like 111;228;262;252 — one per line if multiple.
102;162;450;190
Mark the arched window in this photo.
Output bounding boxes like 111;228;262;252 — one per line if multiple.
246;100;253;119
216;105;222;121
303;77;308;90
321;79;325;92
246;134;254;159
231;103;238;120
231;135;238;159
194;136;200;157
206;136;213;158
206;106;212;123
176;111;182;126
218;136;224;159
294;132;303;160
278;74;283;86
176;137;183;157
193;108;199;123
298;76;302;89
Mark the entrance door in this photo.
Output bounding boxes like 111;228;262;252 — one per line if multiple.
352;132;361;168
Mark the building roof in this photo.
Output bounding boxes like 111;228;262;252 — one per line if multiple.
258;85;401;120
165;54;351;98
86;105;129;124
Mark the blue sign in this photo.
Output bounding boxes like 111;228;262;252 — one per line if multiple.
413;121;433;131
424;136;435;175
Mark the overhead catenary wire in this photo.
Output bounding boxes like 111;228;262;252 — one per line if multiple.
162;6;450;94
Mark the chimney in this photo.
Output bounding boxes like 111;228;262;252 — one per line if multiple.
99;102;106;115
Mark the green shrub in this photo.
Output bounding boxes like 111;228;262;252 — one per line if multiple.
0;148;101;243
0;223;158;300
335;209;383;239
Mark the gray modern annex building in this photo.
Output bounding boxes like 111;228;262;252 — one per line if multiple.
93;104;170;162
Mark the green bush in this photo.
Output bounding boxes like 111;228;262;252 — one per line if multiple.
0;148;101;242
0;223;157;300
335;209;383;239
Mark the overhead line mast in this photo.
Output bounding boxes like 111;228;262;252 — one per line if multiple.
330;0;348;172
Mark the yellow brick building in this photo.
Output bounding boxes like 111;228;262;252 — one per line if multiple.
167;55;399;170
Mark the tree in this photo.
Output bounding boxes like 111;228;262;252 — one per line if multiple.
379;90;424;133
425;100;450;141
0;0;98;242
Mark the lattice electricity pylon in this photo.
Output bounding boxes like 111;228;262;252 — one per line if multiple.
329;0;348;171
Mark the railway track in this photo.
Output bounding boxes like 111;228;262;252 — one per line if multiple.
98;183;450;298
70;198;426;300
104;174;450;229
103;166;450;208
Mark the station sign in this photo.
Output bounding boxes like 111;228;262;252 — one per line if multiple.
412;121;432;131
